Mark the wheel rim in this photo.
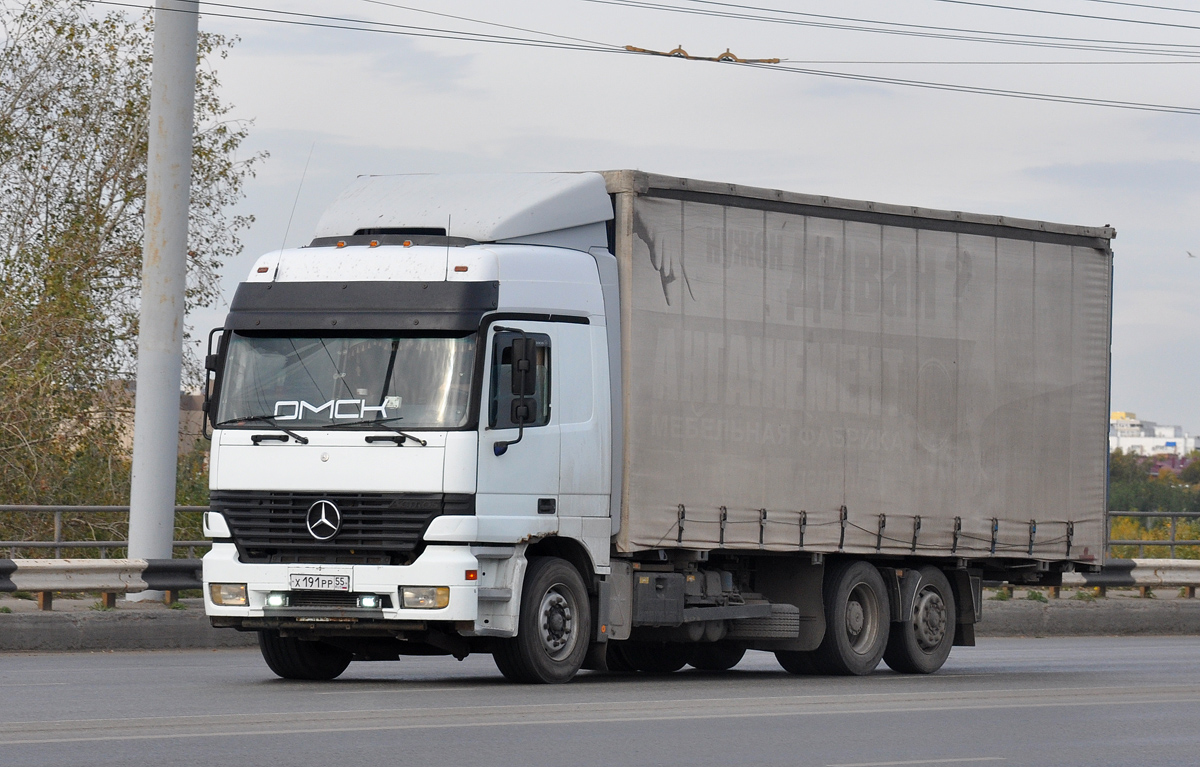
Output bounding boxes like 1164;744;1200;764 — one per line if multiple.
537;583;578;661
844;581;881;655
912;586;948;652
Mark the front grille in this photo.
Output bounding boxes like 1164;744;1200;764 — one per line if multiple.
212;490;474;565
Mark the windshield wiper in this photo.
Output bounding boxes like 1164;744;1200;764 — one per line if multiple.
325;416;428;447
215;415;310;445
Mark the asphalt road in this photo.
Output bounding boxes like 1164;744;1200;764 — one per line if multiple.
2;637;1198;767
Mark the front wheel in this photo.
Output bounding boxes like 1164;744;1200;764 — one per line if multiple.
258;630;352;680
493;557;592;684
883;566;956;674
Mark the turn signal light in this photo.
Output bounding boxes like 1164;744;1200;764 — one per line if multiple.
465;570;478;581
454;265;468;272
209;583;247;606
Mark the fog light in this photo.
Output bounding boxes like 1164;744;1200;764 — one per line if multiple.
209;583;247;606
265;592;288;608
358;594;381;609
402;586;450;609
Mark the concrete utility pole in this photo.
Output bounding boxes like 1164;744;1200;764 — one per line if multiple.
127;0;199;598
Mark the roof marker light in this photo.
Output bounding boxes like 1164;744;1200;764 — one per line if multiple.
454;265;468;273
336;240;346;248
402;240;413;248
256;266;269;273
369;240;380;248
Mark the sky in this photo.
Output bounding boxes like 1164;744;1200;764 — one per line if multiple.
174;0;1200;432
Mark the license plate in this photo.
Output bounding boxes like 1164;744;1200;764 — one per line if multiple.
289;573;351;591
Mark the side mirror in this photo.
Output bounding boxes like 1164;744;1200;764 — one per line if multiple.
510;337;536;395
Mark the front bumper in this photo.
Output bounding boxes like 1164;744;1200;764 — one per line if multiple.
202;542;479;623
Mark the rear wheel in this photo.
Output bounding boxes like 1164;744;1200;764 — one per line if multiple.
493;557;591;684
883;566;956;674
258;630;352;680
689;643;746;672
811;560;890;676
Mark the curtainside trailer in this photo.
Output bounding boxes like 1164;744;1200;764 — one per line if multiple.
201;171;1113;682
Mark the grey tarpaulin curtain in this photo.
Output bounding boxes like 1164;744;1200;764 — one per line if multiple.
617;194;1110;560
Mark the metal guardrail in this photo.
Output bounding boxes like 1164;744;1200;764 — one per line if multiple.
1107;510;1200;558
0;557;203;610
0;505;209;558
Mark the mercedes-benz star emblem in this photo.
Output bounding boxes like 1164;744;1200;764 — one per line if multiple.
306;500;341;541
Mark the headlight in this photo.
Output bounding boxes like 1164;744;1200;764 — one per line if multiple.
402;586;450;609
209;583;247;606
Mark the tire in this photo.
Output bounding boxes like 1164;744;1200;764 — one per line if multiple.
811;560;891;676
775;650;820;675
689;643;746;672
492;557;591;684
883;566;956;674
611;641;692;674
258;630;352;681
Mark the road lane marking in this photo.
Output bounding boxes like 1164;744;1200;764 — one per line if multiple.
2;694;1199;746
828;759;1005;767
0;683;68;688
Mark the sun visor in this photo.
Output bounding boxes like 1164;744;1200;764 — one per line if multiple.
225;281;499;332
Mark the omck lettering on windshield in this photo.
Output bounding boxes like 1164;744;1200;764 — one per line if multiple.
273;396;402;421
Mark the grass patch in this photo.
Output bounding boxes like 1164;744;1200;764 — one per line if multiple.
988;588;1011;601
1072;590;1097;602
89;600;114;612
1025;589;1049;603
168;601;187;610
0;606;11;614
11;591;33;600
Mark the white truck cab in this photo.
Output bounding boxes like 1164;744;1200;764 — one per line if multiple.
204;173;620;681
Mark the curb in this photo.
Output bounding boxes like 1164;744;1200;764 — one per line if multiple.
2;598;1198;652
976;597;1200;637
0;609;256;652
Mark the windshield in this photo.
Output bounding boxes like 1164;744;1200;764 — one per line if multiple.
216;333;477;429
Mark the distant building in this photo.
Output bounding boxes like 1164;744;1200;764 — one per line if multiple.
1109;412;1199;456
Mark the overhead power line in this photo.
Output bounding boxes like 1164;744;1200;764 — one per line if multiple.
587;0;1200;56
1079;0;1200;13
354;0;616;48
87;0;1200;116
929;0;1200;31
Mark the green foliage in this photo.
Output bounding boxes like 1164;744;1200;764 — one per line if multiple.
1072;590;1096;602
0;0;259;508
0;606;11;613
168;600;187;610
1181;455;1200;485
1025;589;1049;603
988;588;1011;601
89;600;113;611
11;591;32;600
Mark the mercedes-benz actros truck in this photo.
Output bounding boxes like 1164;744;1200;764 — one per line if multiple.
201;171;1113;683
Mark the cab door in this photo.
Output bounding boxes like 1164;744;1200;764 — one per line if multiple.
476;323;560;525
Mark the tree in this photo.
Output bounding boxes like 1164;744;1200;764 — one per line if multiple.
0;0;261;506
